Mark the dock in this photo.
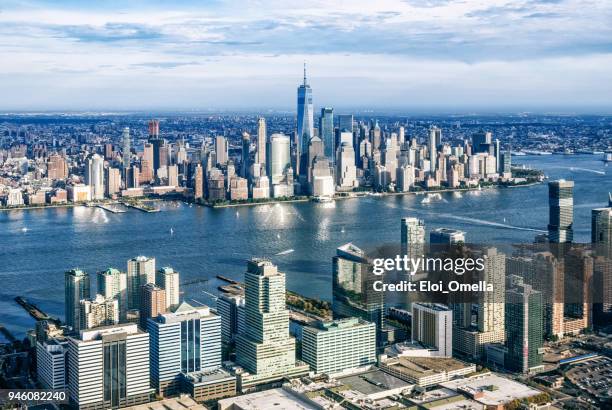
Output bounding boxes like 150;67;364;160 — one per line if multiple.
14;297;61;325
216;275;240;285
95;204;127;213
122;202;160;213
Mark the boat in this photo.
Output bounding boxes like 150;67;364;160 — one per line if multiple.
312;196;334;203
170;227;174;235
604;153;612;163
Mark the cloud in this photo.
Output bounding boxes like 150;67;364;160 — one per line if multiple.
0;0;611;110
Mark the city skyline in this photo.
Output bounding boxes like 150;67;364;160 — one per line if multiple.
1;0;612;112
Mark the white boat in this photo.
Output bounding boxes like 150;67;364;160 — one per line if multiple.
312;196;334;203
170;227;174;235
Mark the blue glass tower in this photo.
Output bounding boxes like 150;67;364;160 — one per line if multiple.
297;63;314;155
319;107;334;160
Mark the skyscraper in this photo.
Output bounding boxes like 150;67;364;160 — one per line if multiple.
79;294;119;329
241;132;250;178
215;136;228;166
85;153;104;200
411;303;453;358
505;277;544;373
122;127;131;170
297;63;314;154
256;117;266;168
67;324;152;409
127;256;156;310
332;243;384;338
217;294;245;344
148;302;222;396
236;259;308;390
548;180;574;243
139;283;166;329
319;107;334;160
337;114;354;133
429;126;441;174
453;248;506;359
97;268;128;321
156;267;180;309
267;133;291;185
592;205;612;255
336;142;358;188
401;218;425;258
65;269;90;331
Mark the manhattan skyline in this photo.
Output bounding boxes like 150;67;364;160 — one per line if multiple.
1;0;612;112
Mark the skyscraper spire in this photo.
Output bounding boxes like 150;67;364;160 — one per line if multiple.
303;61;307;86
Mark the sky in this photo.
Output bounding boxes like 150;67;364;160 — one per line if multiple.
1;0;612;112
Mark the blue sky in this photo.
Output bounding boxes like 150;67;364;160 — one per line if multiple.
1;0;612;112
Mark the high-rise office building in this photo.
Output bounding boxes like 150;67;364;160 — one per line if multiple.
472;131;492;153
127;256;156;310
217;294;245;344
236;259;309;390
105;167;121;197
297;63;314;153
411;303;452;358
336;142;358;188
67;324;152;409
337;114;354;133
141;143;154;183
505;277;544;373
332;243;384;338
302;317;376;375
401;217;425;258
241;132;250;178
97;268;128;321
156;267;180;309
592;205;612;255
85;153;104;200
453;248;506;359
139;283;166;329
37;338;69;390
256;117;266;168
79;294;119;329
65;268;90;331
167;164;178;187
148;302;222;396
428;127;441;174
548;180;574;243
122;127;131;170
319;107;334;160
215;135;228;166
267;133;291;186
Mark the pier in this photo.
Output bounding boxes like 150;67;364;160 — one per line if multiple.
122;202;160;213
216;275;240;285
14;297;61;325
95;204;127;213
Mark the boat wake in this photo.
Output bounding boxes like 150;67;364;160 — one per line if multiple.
275;249;295;256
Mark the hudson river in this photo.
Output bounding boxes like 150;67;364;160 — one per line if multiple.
1;154;610;340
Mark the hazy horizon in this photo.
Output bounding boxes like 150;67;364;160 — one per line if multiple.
1;0;612;111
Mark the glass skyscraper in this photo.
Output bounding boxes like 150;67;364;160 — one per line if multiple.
548;179;574;243
319;107;334;160
297;64;314;154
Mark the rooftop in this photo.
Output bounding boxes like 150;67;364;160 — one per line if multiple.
336;368;411;396
119;394;205;410
441;373;541;406
217;388;317;410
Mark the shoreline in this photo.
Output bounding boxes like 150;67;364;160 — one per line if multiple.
0;180;543;212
